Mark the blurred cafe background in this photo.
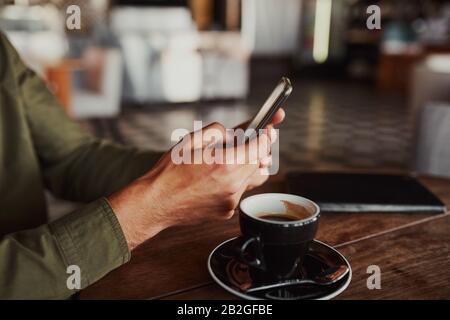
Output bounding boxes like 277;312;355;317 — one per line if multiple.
1;0;449;218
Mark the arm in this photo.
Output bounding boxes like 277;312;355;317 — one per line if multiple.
0;123;274;299
0;34;157;299
0;33;282;299
0;198;129;299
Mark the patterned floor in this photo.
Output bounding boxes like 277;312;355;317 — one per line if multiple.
86;78;414;173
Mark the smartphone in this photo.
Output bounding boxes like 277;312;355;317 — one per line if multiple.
244;77;292;141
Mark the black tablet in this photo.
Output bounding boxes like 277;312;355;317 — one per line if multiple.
286;172;447;213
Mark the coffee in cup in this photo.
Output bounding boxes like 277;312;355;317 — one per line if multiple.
235;193;320;282
257;200;314;222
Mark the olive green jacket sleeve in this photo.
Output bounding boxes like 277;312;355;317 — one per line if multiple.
12;43;161;201
0;33;162;299
0;198;130;299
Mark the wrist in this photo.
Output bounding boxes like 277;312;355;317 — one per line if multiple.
108;180;169;251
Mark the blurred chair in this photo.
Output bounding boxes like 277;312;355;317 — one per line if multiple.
410;55;450;116
110;7;249;103
411;55;450;178
71;47;124;142
0;4;68;75
415;103;450;178
110;7;202;103
71;47;123;119
199;31;250;100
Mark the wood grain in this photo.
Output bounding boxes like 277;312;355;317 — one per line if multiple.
164;215;450;300
337;215;450;299
80;174;450;299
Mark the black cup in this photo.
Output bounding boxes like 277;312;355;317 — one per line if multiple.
235;193;320;282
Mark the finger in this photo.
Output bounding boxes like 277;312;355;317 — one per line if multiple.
233;132;271;166
234;120;249;131
260;155;272;168
246;170;270;191
222;133;270;184
220;210;236;220
266;124;278;142
259;167;271;177
233;176;254;205
234;108;285;131
218;138;270;195
268;108;285;126
190;122;227;149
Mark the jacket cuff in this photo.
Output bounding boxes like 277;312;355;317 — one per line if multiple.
49;198;131;288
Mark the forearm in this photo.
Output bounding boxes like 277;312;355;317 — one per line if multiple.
108;177;170;251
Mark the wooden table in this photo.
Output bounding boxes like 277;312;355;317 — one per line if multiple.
80;174;450;300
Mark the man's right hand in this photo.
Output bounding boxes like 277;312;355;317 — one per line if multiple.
108;122;273;250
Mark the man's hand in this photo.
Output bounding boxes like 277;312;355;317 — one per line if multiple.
245;108;285;190
109;109;285;250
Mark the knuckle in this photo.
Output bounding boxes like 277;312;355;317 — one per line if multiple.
223;196;239;210
222;210;235;220
211;164;227;179
216;162;228;170
216;163;234;175
209;122;225;131
224;182;241;195
259;132;270;142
